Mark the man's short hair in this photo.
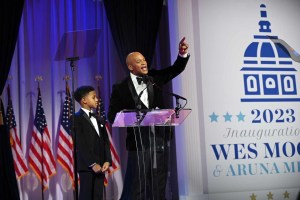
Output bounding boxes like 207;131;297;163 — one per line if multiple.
73;85;95;103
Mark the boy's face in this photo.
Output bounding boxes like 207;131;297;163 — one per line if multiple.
82;91;98;110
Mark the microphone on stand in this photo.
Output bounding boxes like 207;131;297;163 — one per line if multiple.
135;75;155;109
149;79;187;118
135;87;146;110
165;91;186;101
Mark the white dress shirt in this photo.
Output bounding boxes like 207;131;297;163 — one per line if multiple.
81;108;100;136
130;73;149;108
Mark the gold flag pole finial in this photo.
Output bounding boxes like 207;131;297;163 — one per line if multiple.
63;75;71;82
63;75;71;88
94;74;102;84
35;76;43;88
94;74;103;95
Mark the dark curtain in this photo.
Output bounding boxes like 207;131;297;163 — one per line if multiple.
103;0;164;68
0;1;24;199
0;0;24;94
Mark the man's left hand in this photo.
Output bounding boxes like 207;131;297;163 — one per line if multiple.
179;37;189;55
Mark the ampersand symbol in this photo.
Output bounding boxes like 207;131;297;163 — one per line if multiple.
213;165;222;177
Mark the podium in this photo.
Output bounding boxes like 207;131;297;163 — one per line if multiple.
112;108;191;127
112;108;191;199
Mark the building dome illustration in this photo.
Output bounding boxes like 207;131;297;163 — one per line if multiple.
241;4;298;102
244;4;292;65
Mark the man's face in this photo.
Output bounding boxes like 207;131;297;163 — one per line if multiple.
127;52;148;76
82;91;98;109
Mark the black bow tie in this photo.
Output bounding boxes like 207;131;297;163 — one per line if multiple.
89;112;96;118
136;77;143;85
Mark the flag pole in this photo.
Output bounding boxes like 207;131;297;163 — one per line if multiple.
94;74;123;200
94;75;102;118
67;57;79;200
63;75;75;189
94;75;106;200
35;76;44;200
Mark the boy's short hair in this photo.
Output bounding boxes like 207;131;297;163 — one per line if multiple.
73;85;95;103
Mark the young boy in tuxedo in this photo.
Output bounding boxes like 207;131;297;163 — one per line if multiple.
73;85;111;200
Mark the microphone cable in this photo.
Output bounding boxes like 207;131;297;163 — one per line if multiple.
133;125;147;200
133;127;142;200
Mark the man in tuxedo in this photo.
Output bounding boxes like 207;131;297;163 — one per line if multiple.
73;86;112;200
108;38;190;200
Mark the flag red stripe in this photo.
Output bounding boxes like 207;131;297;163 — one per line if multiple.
13;147;28;173
30;139;43;164
32;130;42;147
13;159;21;176
59;129;73;147
105;124;121;163
10;131;28;174
57;143;73;163
42;141;56;167
29;157;42;181
57;156;74;179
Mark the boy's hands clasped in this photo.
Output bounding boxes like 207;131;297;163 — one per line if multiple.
92;162;110;173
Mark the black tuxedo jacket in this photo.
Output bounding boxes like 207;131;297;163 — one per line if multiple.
73;109;112;172
108;54;190;151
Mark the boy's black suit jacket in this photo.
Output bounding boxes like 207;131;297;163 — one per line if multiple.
73;109;112;172
108;54;190;151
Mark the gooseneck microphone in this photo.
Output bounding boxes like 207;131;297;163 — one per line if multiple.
148;78;187;118
135;75;154;110
135;88;146;110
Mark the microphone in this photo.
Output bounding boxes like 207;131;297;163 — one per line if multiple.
134;79;154;122
150;79;186;100
150;79;187;118
135;87;146;110
166;91;186;100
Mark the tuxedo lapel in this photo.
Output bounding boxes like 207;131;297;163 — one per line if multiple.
127;76;151;109
127;77;138;102
147;82;154;108
80;109;94;127
79;109;100;137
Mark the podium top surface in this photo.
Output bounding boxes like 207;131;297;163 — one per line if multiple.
112;108;191;127
55;29;101;61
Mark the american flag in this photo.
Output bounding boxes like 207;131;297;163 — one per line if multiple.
28;87;56;191
96;87;123;200
57;83;74;186
6;85;29;179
